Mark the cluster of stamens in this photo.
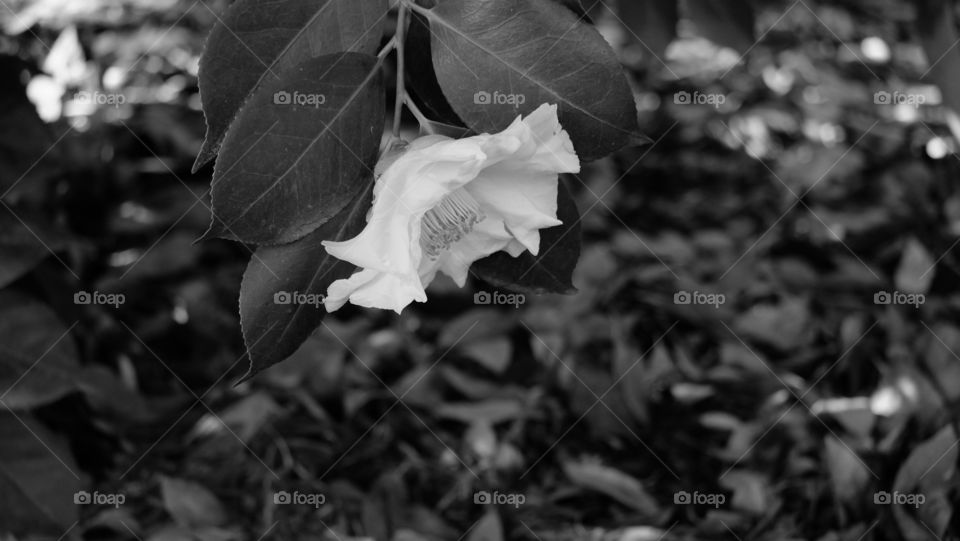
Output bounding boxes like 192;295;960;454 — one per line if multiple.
419;188;485;259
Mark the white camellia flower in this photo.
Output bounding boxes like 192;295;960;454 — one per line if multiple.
323;103;580;313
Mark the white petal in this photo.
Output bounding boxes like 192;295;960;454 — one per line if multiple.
324;139;488;276
521;104;581;173
324;268;426;314
504;239;527;257
434;218;513;287
466;167;562;255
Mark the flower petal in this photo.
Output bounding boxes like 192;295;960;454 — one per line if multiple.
324;139;488;275
324;268;427;314
434;218;513;287
465;104;578;255
522;104;581;174
466;168;562;255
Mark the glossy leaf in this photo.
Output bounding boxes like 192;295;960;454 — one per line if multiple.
472;181;580;294
205;52;384;245
193;0;388;171
425;0;642;161
238;183;373;378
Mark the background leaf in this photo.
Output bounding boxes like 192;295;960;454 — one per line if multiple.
891;426;956;541
426;0;641;161
0;291;79;410
206;52;384;245
472;181;580;294
239;183;373;378
619;0;679;63
684;0;756;54
193;0;388;171
0;55;59;196
465;510;503;541
916;0;960;139
160;476;227;529
562;459;661;516
0;412;83;535
0;206;70;288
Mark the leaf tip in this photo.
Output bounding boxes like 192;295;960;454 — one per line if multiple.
192;144;217;174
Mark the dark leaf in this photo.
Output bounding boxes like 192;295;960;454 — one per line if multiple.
0;412;83;535
619;0;678;62
552;0;591;19
684;0;756;54
465;510;503;541
205;52;384;245
239;183;373;379
405;11;465;127
425;0;642;160
472;180;580;294
160;477;227;529
0;206;71;288
0;55;59;196
891;426;956;541
193;0;388;171
562;460;661;516
0;291;80;410
916;0;960;121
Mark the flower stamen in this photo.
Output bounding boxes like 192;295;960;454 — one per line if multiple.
420;188;485;259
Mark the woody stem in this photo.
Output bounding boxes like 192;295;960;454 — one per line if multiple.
392;3;409;138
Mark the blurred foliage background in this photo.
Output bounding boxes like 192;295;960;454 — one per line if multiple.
1;0;960;540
